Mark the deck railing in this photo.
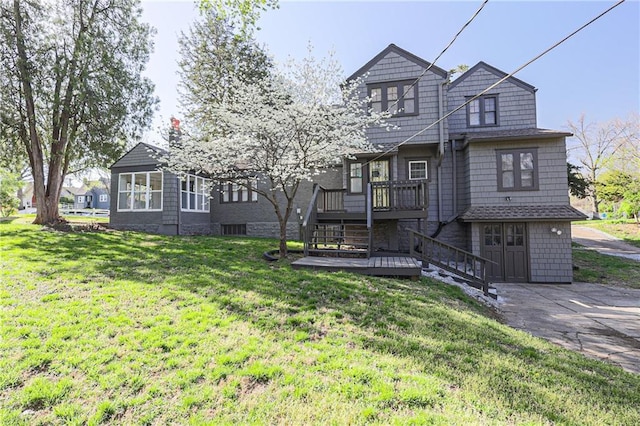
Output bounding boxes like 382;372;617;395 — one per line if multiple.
366;184;373;257
371;179;428;211
318;188;345;212
408;229;494;296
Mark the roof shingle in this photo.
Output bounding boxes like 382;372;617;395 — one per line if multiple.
458;205;587;222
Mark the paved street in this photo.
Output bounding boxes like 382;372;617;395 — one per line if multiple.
572;225;640;261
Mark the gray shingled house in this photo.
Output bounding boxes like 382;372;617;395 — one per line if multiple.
109;44;585;283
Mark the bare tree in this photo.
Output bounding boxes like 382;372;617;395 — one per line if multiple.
614;112;640;174
566;114;626;217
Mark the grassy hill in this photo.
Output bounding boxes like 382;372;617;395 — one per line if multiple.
1;222;639;425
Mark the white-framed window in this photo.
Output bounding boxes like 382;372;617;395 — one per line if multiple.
99;194;108;202
181;174;211;212
117;171;163;211
77;195;85;203
408;160;428;180
221;178;258;203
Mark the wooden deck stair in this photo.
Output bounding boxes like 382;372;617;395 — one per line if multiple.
408;229;496;297
308;223;369;257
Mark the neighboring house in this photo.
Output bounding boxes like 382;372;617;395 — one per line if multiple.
110;43;585;283
61;186;84;207
75;186;110;210
19;182;34;209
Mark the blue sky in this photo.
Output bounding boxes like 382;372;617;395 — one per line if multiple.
140;0;639;143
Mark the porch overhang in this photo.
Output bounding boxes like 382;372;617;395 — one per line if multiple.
450;128;573;144
458;205;587;222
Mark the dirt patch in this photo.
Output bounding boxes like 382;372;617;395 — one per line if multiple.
41;221;111;233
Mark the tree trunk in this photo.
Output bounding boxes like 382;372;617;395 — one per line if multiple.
279;223;288;259
590;169;600;219
12;0;75;225
590;195;600;219
277;200;295;259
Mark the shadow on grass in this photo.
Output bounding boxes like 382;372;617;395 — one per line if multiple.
3;224;640;423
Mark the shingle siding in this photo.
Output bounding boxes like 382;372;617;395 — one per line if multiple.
111;143;162;168
210;169;343;240
465;137;569;207
528;221;573;283
355;51;447;147
447;66;537;134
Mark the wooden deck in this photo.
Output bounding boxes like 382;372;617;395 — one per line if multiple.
291;255;422;278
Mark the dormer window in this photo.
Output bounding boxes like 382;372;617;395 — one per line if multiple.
467;95;498;127
368;80;418;116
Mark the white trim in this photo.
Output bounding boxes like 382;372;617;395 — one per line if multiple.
181;174;211;213
408;160;428;180
117;171;163;212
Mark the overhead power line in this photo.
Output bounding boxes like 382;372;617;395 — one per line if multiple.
367;0;626;164
385;0;490;114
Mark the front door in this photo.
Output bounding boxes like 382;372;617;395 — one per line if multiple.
481;223;528;282
370;159;389;209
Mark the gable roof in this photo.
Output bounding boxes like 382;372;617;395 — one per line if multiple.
448;61;536;93
110;142;167;169
346;43;448;82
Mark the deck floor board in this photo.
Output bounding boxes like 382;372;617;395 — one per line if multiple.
292;256;422;278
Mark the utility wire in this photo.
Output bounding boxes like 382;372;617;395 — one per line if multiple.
385;0;490;114
365;0;626;165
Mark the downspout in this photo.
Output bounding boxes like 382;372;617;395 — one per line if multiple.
452;139;457;216
176;175;181;235
431;75;450;239
436;76;447;223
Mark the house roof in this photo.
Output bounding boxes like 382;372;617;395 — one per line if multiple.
458;205;587;222
110;142;167;169
448;61;537;93
63;186;86;196
450;128;572;142
346;44;448;82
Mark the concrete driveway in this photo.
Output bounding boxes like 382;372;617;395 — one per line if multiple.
494;282;640;374
492;225;640;374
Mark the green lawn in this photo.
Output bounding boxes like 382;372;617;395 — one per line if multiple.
575;219;640;248
572;220;640;288
2;223;639;425
573;245;640;289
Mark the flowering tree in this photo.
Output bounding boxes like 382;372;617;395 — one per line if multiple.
165;51;390;257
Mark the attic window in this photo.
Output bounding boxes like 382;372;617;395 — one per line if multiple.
368;80;418;116
467;95;498;127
